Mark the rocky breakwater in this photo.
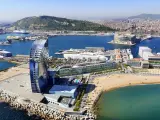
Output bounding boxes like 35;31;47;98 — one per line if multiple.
0;89;96;120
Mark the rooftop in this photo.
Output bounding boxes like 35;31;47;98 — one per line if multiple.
139;46;152;50
49;85;78;94
44;94;61;101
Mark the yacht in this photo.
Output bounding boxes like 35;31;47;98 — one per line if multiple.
13;30;29;34
146;35;152;40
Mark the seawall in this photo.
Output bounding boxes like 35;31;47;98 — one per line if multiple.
0;89;96;120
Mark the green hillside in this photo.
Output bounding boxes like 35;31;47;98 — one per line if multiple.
12;16;114;31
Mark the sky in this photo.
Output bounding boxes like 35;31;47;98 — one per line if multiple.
1;0;160;22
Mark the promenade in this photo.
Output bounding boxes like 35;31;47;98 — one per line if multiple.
0;64;29;81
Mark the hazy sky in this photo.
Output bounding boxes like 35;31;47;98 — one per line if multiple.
1;0;160;22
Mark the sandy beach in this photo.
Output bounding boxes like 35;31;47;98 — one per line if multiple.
87;74;160;108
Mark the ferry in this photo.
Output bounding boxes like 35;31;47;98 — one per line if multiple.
146;35;152;40
0;49;12;57
13;30;29;34
57;47;113;61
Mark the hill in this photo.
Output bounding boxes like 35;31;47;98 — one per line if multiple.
128;14;160;20
0;22;11;27
11;16;114;31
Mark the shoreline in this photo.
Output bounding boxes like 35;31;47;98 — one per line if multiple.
0;61;17;72
103;82;160;93
107;41;135;46
87;74;160;110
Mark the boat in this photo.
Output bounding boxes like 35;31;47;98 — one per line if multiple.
7;36;21;40
0;41;11;45
0;49;12;57
13;30;29;34
146;35;152;40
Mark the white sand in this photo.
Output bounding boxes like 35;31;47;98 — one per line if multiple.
87;74;160;108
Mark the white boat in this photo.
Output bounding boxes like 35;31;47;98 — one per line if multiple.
0;49;12;57
146;35;152;40
13;30;29;34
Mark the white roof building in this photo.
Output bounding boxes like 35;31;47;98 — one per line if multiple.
139;46;153;60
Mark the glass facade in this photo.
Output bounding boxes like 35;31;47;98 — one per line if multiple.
47;69;56;86
29;39;49;93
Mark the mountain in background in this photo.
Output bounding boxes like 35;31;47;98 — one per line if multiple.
128;14;160;20
11;16;114;31
0;22;11;27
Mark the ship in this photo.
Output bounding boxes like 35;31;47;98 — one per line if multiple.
13;30;29;34
0;49;12;57
146;35;152;40
6;36;21;40
56;47;113;61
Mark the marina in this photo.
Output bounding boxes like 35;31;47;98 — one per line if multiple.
0;34;160;120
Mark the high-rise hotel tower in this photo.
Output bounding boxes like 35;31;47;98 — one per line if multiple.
29;39;49;93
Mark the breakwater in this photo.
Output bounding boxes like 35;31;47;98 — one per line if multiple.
0;89;96;120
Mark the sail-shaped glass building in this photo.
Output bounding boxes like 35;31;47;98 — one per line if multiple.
29;39;49;93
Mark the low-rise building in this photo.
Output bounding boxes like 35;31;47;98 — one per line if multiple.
148;55;160;68
127;58;142;67
58;61;117;76
141;61;150;68
49;85;78;98
139;47;152;60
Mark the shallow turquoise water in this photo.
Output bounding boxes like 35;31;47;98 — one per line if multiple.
0;61;16;71
97;85;160;120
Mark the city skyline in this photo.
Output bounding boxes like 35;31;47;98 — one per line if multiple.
1;0;160;22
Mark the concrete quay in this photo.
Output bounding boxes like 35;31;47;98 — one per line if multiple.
0;88;96;120
0;63;97;119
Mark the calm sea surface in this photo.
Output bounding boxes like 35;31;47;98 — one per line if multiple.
0;61;16;71
0;34;160;120
97;85;160;120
